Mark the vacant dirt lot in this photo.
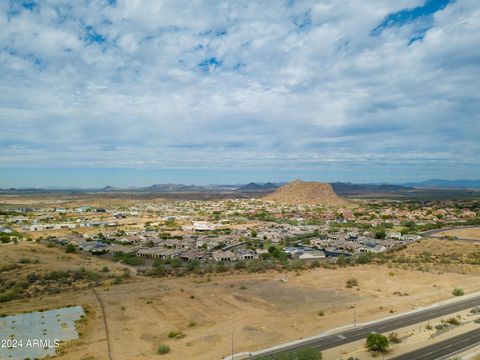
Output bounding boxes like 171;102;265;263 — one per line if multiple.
2;242;480;360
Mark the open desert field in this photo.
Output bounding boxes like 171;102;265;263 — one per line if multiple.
433;226;480;240
389;238;480;275
0;193;172;208
2;242;480;360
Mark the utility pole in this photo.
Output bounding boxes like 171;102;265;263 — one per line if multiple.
352;305;357;326
231;331;234;360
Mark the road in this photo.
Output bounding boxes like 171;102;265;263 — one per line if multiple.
246;295;480;359
390;327;480;360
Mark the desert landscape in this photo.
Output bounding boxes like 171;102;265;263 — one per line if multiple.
2;1;480;359
2;233;480;359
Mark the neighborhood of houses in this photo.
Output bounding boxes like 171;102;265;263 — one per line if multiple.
3;197;476;268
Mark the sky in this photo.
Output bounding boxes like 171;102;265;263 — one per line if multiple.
0;0;479;187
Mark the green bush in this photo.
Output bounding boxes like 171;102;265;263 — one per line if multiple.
157;344;170;355
452;288;464;296
366;333;389;352
168;331;185;339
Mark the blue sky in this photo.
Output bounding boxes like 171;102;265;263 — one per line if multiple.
0;0;479;187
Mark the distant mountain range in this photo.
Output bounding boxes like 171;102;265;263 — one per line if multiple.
238;182;278;191
141;183;207;192
401;179;480;189
1;179;479;194
98;182;280;193
331;182;411;194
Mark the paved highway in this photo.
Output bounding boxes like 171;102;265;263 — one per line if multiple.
390;327;480;360
247;295;480;359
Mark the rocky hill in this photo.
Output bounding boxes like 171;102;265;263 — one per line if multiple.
264;180;348;206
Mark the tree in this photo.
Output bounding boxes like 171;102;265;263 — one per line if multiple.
366;333;389;352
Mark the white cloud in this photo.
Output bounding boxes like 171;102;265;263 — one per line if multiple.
0;0;478;181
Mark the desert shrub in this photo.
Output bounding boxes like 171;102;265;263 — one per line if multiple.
234;260;246;269
346;278;358;288
113;253;144;266
157;344;170;355
452;288;464;296
289;260;305;270
188;320;197;327
65;244;76;253
216;262;227;273
246;259;268;273
149;265;167;276
356;252;373;264
0;263;17;273
123;256;144;266
388;332;401;343
26;272;38;284
168;331;185;339
446;317;460;325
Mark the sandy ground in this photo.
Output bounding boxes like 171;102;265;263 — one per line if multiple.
434;227;480;240
2;242;480;360
0;242;128;276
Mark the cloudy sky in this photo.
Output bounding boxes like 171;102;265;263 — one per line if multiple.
1;0;479;187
